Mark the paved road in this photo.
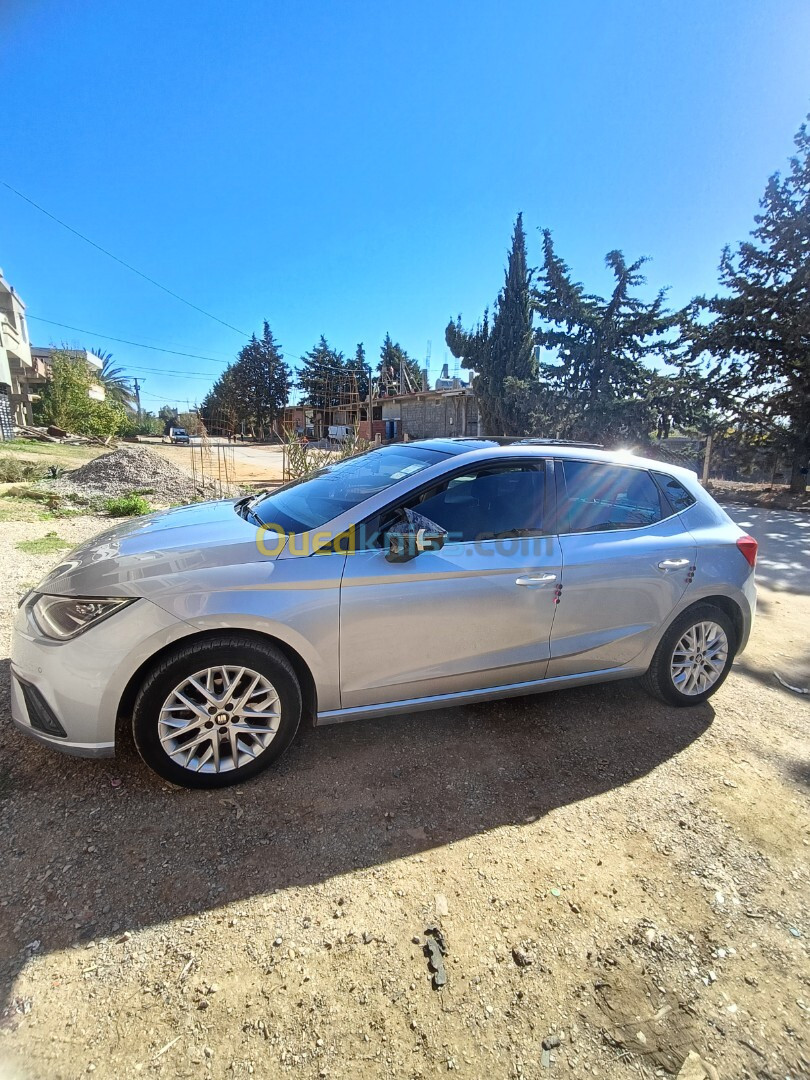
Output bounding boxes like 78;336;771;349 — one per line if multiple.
724;502;810;594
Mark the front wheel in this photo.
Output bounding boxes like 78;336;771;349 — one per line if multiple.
132;635;302;789
641;604;737;707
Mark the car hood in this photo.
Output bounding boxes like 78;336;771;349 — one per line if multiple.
37;499;284;598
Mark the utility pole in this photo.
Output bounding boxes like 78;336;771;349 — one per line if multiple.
131;378;143;422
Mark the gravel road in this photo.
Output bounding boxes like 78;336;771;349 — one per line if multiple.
0;507;807;1079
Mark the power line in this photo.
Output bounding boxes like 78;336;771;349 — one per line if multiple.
28;316;370;377
26;315;233;364
1;179;249;337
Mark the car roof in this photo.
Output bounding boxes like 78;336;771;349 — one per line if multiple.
406;437;698;481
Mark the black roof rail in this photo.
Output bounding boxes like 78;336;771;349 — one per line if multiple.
451;436;605;450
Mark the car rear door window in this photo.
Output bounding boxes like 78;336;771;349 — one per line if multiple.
559;460;664;532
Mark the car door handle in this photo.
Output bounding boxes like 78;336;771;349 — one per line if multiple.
658;558;690;571
515;574;557;586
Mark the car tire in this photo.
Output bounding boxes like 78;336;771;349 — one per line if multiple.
641;603;737;707
132;635;302;789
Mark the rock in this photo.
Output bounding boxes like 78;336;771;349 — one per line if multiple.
675;1050;716;1080
435;893;449;917
511;946;535;968
542;1034;561;1050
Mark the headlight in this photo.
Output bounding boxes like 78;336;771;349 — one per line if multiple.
31;595;135;641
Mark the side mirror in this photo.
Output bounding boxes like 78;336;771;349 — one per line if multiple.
387;525;446;563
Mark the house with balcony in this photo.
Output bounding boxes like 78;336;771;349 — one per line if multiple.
0;267;45;435
0;269;106;438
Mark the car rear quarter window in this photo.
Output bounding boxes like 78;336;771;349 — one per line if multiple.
652;471;697;512
559;460;665;532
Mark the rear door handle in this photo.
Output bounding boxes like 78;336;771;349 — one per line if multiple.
658;558;690;571
515;573;557;586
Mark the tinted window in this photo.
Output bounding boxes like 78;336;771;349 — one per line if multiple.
367;464;546;545
252;444;448;532
653;471;696;512
560;461;663;532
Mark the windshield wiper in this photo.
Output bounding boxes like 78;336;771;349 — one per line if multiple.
235;497;262;526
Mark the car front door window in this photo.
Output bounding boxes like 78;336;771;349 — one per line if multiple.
366;463;546;547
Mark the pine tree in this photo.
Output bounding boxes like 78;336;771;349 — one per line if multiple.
346;343;370;401
377;333;422;394
446;214;536;433
532;231;678;444
297;336;346;409
695;116;810;492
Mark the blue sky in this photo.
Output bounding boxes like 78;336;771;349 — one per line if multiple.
1;0;808;410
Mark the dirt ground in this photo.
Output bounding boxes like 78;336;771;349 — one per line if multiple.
705;479;810;515
0;508;807;1080
146;441;286;485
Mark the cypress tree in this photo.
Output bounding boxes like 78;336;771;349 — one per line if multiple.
446;213;536;434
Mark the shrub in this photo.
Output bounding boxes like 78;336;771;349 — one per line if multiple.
0;457;48;483
103;493;151;517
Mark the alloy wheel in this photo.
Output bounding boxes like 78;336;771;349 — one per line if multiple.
158;665;281;774
670;621;729;697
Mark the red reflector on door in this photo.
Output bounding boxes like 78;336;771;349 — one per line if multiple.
736;535;758;568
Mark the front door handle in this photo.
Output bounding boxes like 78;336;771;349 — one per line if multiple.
658;558;690;571
515;573;557;586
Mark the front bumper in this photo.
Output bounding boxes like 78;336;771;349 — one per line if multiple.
10;672;115;757
10;596;193;757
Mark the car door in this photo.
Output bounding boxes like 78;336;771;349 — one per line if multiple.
338;460;562;709
547;459;696;678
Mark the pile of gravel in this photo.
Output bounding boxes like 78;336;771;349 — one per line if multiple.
42;446;239;505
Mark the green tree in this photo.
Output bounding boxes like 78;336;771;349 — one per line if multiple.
199;366;241;435
35;351;127;437
91;349;135;408
446;214;536;433
532;231;680;444
346;342;370;400
297;335;346;409
692;116;810;492
200;322;291;438
235;322;291;438
377;333;422;395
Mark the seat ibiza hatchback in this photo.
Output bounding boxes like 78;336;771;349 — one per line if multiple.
11;439;757;788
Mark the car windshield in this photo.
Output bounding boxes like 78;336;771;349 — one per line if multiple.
249;444;450;532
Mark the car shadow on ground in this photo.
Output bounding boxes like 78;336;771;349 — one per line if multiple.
0;660;713;1007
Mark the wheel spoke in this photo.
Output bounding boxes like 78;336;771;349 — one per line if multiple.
231;673;262;714
221;667;246;704
172;689;209;719
159;717;203;740
233;721;279;735
187;676;219;707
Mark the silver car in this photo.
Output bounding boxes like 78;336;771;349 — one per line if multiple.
10;439;758;789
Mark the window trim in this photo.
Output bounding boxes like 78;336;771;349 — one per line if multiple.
352;456;556;551
553;458;683;537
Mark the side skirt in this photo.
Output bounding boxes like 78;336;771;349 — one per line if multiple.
315;665;642;726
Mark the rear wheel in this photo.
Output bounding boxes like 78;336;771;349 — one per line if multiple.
132;635;301;788
642;603;736;707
